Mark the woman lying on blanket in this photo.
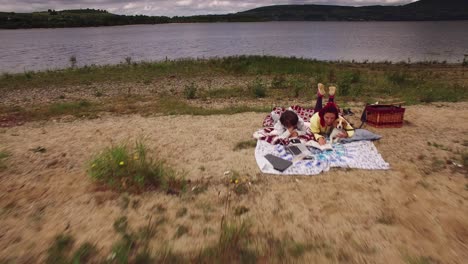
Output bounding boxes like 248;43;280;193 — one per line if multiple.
272;110;308;139
311;83;355;145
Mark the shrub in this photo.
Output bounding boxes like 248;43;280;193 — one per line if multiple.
87;141;185;193
249;77;267;98
271;75;287;89
183;82;198;99
387;71;409;85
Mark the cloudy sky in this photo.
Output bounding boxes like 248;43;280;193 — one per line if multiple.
0;0;419;17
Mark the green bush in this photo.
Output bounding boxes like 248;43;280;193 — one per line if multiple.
271;75;287;89
249;77;267;98
387;71;409;86
183;82;198;99
87;141;185;193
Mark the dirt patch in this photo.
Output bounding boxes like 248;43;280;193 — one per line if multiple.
0;102;467;263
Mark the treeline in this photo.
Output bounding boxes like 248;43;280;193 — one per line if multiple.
0;0;467;29
0;9;171;29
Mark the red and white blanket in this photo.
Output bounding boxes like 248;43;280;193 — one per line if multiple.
254;105;316;145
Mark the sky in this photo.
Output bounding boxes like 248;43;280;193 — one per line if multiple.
0;0;419;17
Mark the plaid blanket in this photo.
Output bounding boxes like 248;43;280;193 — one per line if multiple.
254;105;316;145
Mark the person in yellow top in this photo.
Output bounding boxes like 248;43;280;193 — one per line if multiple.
310;83;354;145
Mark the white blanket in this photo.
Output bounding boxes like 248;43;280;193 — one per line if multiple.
255;140;390;175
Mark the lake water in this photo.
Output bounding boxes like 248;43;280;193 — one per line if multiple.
1;21;467;73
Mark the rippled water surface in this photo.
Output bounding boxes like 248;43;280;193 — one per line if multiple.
1;21;467;73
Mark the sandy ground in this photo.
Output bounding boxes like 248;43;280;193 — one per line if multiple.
0;101;467;263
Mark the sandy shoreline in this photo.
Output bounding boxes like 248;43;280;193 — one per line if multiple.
0;101;467;262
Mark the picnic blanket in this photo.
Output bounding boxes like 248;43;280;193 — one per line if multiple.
255;139;390;175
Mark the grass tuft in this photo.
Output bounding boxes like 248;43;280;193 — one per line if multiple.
87;140;186;193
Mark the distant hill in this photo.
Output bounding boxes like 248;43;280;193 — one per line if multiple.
236;0;468;21
1;0;467;29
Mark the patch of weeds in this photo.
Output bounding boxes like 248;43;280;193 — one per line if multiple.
387;71;410;86
119;194;130;210
376;209;396;225
249;77;267;98
197;220;256;263
183;82;198;99
176;207;188;218
234;183;249;195
46;234;96;264
0;150;10;171
113;216;128;233
71;242;96;263
174;225;189;239
108;216;158;263
48;100;92;116
87;140;186;193
233;140;257;151
271;75;288;89
234;206;249;216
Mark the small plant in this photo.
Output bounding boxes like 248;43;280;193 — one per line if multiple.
69;55;77;68
87;140;186;193
49;100;92;116
114;216;128;233
387;71;409;85
183;82;198;99
271;75;287;89
46;234;96;264
125;56;132;65
249;77;267;98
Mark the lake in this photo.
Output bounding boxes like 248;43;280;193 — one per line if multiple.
1;21;467;73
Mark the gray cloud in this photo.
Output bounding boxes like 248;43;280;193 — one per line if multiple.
0;0;418;17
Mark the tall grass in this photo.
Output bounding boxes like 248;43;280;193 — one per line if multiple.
87;141;186;193
1;56;466;105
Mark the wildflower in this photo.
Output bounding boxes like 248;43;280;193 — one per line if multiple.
235;179;239;184
119;161;125;166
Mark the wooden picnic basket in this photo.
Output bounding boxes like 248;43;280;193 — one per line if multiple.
360;103;405;128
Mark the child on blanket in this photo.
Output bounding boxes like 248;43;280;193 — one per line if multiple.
310;83;354;145
271;110;308;139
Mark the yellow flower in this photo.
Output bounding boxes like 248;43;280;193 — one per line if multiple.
119;161;125;166
235;179;239;184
